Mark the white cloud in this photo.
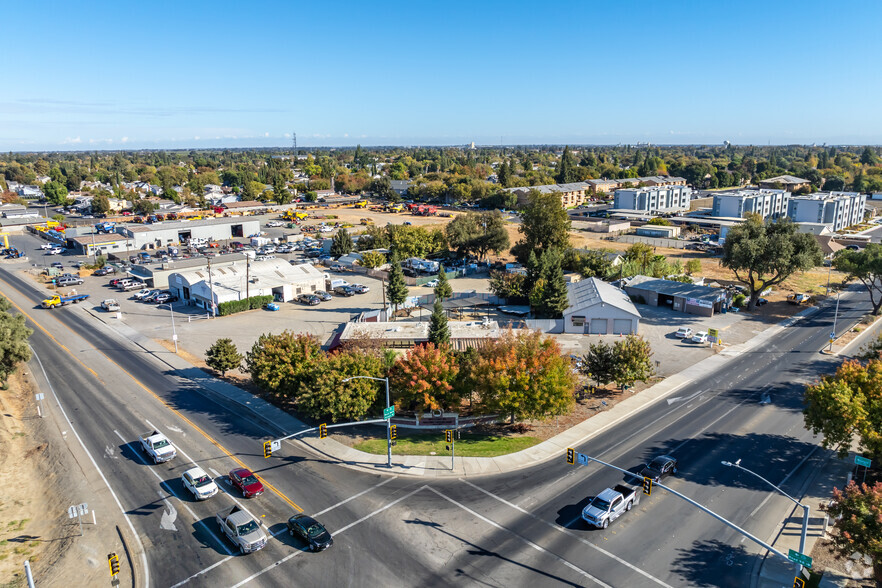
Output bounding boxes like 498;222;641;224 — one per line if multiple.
121;136;129;143
194;136;200;140
344;133;349;138
62;136;82;144
264;132;269;137
283;133;291;138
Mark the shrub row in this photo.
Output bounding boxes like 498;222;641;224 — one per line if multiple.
218;295;274;316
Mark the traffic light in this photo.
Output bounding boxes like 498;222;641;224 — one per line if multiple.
642;477;653;496
566;448;575;465
390;425;397;440
319;423;328;439
445;429;452;443
793;577;806;588
263;440;272;458
108;553;120;576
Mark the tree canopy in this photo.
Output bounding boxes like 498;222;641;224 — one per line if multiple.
444;210;510;260
391;343;459;412
834;244;882;315
512;190;571;263
827;481;882;583
0;297;32;384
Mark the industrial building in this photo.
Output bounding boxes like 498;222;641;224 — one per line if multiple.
339;320;505;351
624;275;731;317
613;185;693;213
119;217;261;250
786;191;866;232
168;259;325;311
635;225;681;239
711;189;789;220
562;277;641;334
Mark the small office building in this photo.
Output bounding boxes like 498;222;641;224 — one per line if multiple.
624;275;731;317
562;277;641;334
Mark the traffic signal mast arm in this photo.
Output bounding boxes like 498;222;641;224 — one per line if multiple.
571;450;791;563
268;418;388;446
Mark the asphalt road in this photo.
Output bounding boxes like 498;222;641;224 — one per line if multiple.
0;253;869;588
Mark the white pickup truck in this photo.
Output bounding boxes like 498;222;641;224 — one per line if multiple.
581;484;641;529
216;506;267;554
138;430;176;464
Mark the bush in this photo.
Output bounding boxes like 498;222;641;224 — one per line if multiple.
733;293;746;308
218;295;274;316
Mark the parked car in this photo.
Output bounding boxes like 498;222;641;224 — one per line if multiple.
639;455;678;483
692;331;709;344
109;277;128;287
350;284;369;294
182;466;219;500
142;289;163;302
94;266;116;276
333;285;356;297
314;290;332;301
56;276;84;287
296;293;321;306
228;468;264;498
329;264;347;272
153;292;178;304
286;514;333;552
133;288;153;300
50;262;64;269
101;299;120;312
39;243;54;250
47;247;64;255
756;297;769;306
424;279;439;288
263;302;280;311
674;327;693;339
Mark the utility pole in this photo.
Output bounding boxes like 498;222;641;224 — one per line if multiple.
292;131;297;154
207;258;216;317
169;301;178;353
245;255;250;299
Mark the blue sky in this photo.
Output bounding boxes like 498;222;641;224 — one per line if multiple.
2;0;880;151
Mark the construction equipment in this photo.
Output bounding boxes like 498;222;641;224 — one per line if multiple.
283;210;309;221
353;200;368;209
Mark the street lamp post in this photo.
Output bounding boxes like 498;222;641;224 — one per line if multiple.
722;459;811;559
342;376;391;467
169;301;178;353
828;288;841;352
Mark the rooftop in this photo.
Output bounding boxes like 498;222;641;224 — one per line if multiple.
760;175;809;184
340;320;504;350
567;277;640;316
221;200;264;209
625;275;727;303
789;191;861;201
124;216;259;233
173;260;323;290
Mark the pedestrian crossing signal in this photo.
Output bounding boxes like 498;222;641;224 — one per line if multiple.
643;477;653;496
566;448;575;465
319;423;328;439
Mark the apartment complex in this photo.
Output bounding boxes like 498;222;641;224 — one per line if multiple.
711;189;790;220
507;182;590;207
586;175;687;194
613;185;693;213
786;191;866;232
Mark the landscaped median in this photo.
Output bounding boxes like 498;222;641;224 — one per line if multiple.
354;431;541;457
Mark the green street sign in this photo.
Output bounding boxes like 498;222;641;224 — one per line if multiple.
788;549;812;568
855;455;872;467
383;406;395;420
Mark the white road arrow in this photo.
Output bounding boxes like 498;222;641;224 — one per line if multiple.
104;445;118;459
158;491;178;531
166;425;183;434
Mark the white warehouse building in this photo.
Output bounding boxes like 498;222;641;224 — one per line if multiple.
119;217;261;250
711;189;789;220
613;185;693;213
786;191;866;232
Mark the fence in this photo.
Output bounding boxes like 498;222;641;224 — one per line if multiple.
388;412;501;430
525;319;564;333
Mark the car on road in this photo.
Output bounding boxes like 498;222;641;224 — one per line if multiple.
675;327;693;339
182;466;219;500
333;285;356;297
639;455;678;483
692;331;709;344
296;293;321;306
56;276;84;287
228;468;264;498
581;484;640;529
153;292;178;304
216;505;267;554
133;288;153;300
350;284;369;294
314;290;332;301
286;514;333;552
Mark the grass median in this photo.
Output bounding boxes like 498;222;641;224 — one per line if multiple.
352;432;541;457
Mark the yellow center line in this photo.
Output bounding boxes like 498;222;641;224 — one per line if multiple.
0;276;303;513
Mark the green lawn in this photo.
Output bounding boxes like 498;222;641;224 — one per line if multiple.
353;432;541;457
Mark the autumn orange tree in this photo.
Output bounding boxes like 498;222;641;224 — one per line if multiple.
826;481;882;583
470;330;575;423
390;343;460;413
804;359;882;460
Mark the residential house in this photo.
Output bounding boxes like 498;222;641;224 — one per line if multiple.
758;175;811;192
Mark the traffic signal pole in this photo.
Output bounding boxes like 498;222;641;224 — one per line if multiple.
570;450;791;562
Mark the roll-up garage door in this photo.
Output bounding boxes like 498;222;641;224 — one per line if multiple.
613;319;633;335
590;319;608;334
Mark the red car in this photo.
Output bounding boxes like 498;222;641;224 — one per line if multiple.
229;468;264;498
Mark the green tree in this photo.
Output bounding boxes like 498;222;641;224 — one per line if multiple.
512;190;571;263
391;343;460;413
804;359;882;460
722;214;823;309
529;248;568;318
0;297;33;385
386;253;409;317
434;264;453;300
488;271;528;302
563;249;614;280
205;338;243;377
90;193;111;215
685;259;702;275
297;348;386;422
245;332;323;400
826;481;882;584
330;228;354;258
52;214;65;222
133;198;156;216
860;146;878;166
853;170;866;193
834;244;882;314
646;217;671;226
358;251;386;269
445;210;510;260
497;161;511;188
582;341;617;387
470;330;575;423
556;145;577;184
428;298;450;346
43;180;69;206
612;335;654;389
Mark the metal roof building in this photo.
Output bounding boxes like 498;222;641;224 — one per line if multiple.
623;275;731;317
563;277;641;334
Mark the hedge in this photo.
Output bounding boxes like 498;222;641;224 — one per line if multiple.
218;295;274;316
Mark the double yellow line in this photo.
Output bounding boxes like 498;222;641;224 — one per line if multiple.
0;277;302;513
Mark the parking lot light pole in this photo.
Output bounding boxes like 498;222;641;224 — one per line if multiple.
722;459;810;558
342;376;391;467
169;301;178;353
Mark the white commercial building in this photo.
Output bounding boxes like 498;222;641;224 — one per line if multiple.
786;191;866;232
711;189;789;220
168;260;326;311
613;185;693;213
562;277;641;335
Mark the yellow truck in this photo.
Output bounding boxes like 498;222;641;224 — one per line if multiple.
283;210;309;221
386;203;404;213
353;200;368;209
41;293;90;308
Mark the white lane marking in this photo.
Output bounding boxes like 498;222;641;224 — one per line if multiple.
229;486;428;588
158;490;178;531
313;476;397;517
30;348;152;588
667;389;705;405
145;419;263;528
461;480;673;588
748;445;820;518
209;467;221;478
169;555;234;588
113;429;233;555
427;487;610;588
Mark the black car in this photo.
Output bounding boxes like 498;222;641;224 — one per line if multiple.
639;455;678;482
314;290;332;301
296;294;321;306
333;285;355;297
286;514;333;552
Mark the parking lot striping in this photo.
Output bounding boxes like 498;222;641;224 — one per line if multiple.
5;281;304;513
0;283;104;383
313;476;397;517
30;349;151;588
112;429;235;556
427;487;611;588
461;481;674;588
